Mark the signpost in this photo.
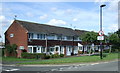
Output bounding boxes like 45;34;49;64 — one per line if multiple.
97;31;104;40
97;30;104;59
98;4;106;59
97;36;104;40
98;31;104;36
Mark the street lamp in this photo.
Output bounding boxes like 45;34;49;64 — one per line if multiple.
100;4;106;59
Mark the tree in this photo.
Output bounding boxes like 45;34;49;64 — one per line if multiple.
80;31;99;54
80;31;98;43
108;31;120;52
5;44;17;57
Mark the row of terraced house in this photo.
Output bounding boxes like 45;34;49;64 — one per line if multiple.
5;20;112;57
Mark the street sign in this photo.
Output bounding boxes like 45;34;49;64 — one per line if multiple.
98;31;104;36
97;36;104;40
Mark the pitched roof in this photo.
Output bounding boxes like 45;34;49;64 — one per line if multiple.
14;20;87;36
74;29;88;36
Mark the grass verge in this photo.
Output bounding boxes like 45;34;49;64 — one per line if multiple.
18;53;118;65
2;57;35;62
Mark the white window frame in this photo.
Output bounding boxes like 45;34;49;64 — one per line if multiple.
10;33;14;37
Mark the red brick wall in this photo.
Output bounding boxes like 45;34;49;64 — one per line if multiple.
5;21;28;57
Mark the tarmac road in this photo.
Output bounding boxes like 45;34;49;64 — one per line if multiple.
2;60;119;72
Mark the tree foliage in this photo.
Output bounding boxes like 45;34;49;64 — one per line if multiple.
5;44;17;54
108;30;120;52
80;31;98;43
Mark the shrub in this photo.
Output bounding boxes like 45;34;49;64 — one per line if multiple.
35;53;46;59
21;53;46;59
103;49;109;53
5;44;17;57
51;54;60;58
44;55;50;59
102;53;107;57
78;51;83;54
60;54;64;57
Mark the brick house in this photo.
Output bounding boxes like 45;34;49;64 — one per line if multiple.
5;20;112;57
5;20;86;57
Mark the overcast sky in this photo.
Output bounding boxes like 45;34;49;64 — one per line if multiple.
0;0;119;42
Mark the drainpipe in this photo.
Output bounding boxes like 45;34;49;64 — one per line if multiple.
60;34;62;54
72;36;74;55
45;34;48;55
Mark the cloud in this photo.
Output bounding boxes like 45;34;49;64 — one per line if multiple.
107;1;118;12
0;15;8;27
39;14;48;20
47;19;67;26
51;7;57;11
0;15;13;27
0;15;5;21
26;12;34;17
107;24;118;32
73;18;78;21
66;9;73;13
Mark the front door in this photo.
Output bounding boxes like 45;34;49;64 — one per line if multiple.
33;47;37;53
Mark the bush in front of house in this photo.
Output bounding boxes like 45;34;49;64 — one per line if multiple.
21;53;35;59
51;54;60;58
5;44;17;57
78;51;83;54
60;54;64;57
103;49;109;53
21;53;46;59
44;55;50;59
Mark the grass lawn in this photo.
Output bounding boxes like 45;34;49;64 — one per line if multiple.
2;57;35;62
18;53;119;65
0;57;2;61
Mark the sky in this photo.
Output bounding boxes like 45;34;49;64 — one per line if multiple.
0;0;119;42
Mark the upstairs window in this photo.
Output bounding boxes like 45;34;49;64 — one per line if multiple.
37;34;40;39
41;34;46;39
28;33;33;39
66;36;73;40
10;34;14;37
57;35;62;40
47;34;55;40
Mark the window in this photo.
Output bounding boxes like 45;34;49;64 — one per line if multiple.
66;36;73;40
19;46;24;50
74;37;80;40
41;47;45;53
28;47;32;53
10;34;14;37
57;35;62;40
37;34;40;39
47;34;55;40
50;47;54;51
28;33;33;39
41;34;45;39
79;47;83;51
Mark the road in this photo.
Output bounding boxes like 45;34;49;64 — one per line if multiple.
2;61;119;72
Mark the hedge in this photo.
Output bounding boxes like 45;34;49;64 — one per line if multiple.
21;53;46;59
51;54;60;58
22;53;65;59
60;54;64;57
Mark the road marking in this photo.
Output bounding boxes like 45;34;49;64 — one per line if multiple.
3;68;19;71
103;62;109;63
91;63;99;65
51;69;58;71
